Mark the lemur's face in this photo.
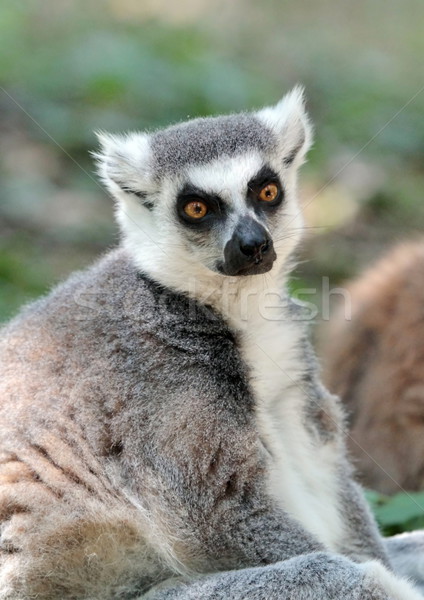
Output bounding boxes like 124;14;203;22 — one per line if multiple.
172;154;280;277
97;87;312;289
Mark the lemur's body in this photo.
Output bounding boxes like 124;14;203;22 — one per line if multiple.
221;275;348;553
0;89;423;599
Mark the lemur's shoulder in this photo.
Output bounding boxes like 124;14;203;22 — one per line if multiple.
1;247;183;337
0;247;131;330
0;244;243;407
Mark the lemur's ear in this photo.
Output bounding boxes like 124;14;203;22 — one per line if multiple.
94;132;155;209
257;86;313;166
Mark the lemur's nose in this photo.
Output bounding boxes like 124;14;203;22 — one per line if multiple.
237;220;273;266
221;217;276;276
240;239;270;259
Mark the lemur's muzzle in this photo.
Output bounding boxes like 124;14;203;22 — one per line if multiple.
220;218;276;276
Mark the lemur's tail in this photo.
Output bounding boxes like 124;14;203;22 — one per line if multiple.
386;531;424;593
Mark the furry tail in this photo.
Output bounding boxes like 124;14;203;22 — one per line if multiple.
386;531;424;593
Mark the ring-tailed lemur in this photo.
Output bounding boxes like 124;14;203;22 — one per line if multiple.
0;88;423;599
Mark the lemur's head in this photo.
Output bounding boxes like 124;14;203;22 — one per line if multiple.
97;87;312;294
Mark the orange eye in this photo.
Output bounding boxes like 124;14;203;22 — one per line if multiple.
184;200;208;219
259;183;279;202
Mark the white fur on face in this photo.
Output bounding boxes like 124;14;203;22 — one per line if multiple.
114;149;304;314
96;87;312;317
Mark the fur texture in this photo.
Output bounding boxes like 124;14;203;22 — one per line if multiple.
0;90;423;599
321;240;424;494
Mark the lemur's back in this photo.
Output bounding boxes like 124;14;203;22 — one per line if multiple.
322;241;424;494
0;248;282;598
0;250;162;596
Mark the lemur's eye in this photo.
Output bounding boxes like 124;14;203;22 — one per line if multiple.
258;183;279;202
184;200;208;219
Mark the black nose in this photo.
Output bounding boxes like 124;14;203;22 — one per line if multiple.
240;238;270;259
220;218;276;276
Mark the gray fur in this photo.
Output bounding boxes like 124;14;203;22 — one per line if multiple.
143;553;388;600
0;251;322;578
150;114;275;175
386;532;424;593
0;248;423;598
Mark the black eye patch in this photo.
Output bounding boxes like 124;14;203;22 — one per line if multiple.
247;165;284;210
176;184;227;229
247;165;280;190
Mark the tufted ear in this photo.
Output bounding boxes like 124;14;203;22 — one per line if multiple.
257;86;313;167
94;132;156;209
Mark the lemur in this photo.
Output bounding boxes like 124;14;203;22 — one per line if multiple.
322;240;424;495
0;88;423;599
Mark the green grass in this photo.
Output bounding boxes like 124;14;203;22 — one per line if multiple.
365;490;424;536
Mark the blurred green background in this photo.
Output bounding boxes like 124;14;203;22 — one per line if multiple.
1;0;424;531
1;0;424;322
